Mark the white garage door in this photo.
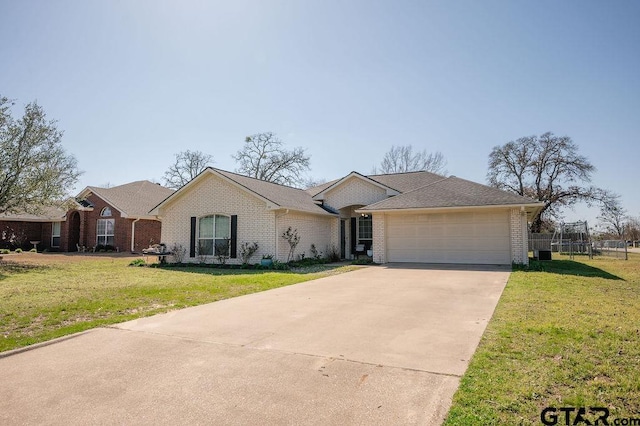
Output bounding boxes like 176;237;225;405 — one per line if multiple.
386;211;511;264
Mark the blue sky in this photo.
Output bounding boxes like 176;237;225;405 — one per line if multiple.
2;0;639;226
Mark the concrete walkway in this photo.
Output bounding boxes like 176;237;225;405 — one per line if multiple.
0;264;510;425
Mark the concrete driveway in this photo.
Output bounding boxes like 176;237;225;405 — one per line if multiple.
0;264;510;425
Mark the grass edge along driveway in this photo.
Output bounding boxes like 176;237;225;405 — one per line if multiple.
0;253;360;353
444;253;640;426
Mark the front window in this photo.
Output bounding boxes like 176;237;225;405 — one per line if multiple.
198;215;230;256
51;222;61;247
97;218;115;246
358;215;372;248
100;207;112;217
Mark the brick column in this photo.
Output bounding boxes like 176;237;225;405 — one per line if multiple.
510;208;528;265
372;213;386;264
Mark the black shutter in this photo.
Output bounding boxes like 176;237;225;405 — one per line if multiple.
350;217;357;255
189;217;196;258
230;215;237;258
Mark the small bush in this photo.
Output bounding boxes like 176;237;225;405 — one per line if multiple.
0;249;9;254
352;258;373;265
239;242;259;264
14;248;23;253
326;245;341;262
170;243;187;263
29;248;37;253
129;258;146;267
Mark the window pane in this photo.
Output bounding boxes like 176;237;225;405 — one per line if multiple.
214;239;229;256
52;236;60;247
198;239;213;256
359;216;372;239
101;207;112;217
52;222;61;236
97;219;106;235
105;219;115;235
215;215;230;238
106;236;115;246
199;216;214;238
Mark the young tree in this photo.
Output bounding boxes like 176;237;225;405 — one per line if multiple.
0;96;80;215
374;145;447;175
163;150;213;189
232;132;310;187
597;196;627;238
487;132;614;232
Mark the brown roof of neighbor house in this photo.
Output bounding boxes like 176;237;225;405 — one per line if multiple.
0;205;68;222
85;181;174;218
213;169;335;216
360;176;541;211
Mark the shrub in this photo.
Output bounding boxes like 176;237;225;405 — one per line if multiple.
129;258;146;267
170;243;187;263
281;227;300;262
326;245;341;262
310;244;322;260
15;248;23;253
0;249;10;255
239;242;259;264
29;248;37;253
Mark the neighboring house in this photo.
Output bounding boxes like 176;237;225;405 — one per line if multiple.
71;181;175;252
0;206;67;251
0;181;174;253
152;168;543;265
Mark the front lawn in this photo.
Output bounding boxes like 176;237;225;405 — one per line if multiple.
0;253;359;353
444;253;640;425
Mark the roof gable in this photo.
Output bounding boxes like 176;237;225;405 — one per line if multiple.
311;172;400;201
151;168;335;217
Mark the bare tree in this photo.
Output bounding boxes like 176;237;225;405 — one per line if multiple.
597;196;627;238
374;145;447;175
487;132;615;232
232;132;310;186
0;96;81;214
163;150;213;189
625;216;640;242
302;177;327;189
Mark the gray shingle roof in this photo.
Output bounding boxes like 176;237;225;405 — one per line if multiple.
0;205;67;222
367;170;446;192
213;169;335;216
361;176;540;211
87;181;174;218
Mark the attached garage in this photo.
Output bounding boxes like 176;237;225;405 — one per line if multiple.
386;210;512;265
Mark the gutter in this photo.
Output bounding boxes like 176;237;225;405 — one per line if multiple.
131;218;141;252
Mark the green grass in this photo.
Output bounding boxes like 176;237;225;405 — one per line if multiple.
0;254;360;353
444;253;640;425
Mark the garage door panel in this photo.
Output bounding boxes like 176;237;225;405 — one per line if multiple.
386;211;511;265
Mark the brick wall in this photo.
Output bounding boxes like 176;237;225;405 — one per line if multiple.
276;212;335;261
130;219;163;253
0;221;44;250
160;173;276;264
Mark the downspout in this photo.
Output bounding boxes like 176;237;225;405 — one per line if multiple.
131;218;141;253
275;209;289;262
